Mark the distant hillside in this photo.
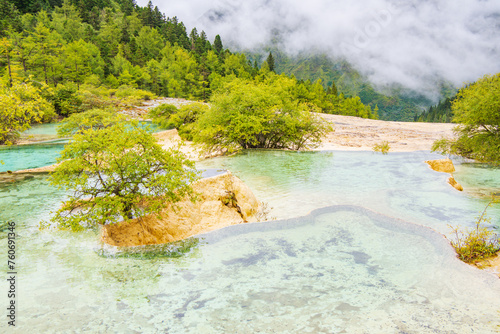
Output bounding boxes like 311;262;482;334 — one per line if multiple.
414;96;455;123
246;50;457;122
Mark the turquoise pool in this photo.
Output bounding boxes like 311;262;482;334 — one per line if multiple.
0;143;66;172
0;150;499;333
0;121;168;173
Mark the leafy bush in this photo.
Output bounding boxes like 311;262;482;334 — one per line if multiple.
172;103;209;140
59;85;156;115
114;85;156;101
373;141;390;154
77;89;114;112
194;77;331;154
149;103;179;128
150;102;209;140
449;197;499;263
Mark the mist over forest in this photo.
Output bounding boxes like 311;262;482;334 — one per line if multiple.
139;0;500;99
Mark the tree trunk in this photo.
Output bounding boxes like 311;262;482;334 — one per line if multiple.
6;51;12;87
75;62;79;90
43;60;48;85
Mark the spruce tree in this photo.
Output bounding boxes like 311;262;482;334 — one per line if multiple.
327;81;338;96
266;52;275;72
189;28;198;51
213;34;223;55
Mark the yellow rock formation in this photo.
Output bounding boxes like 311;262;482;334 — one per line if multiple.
425;158;456;173
101;172;260;247
448;176;464;191
425;158;464;191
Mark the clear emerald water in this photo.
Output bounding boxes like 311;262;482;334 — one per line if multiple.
0;143;66;172
454;162;500;197
1;150;500;333
0;121;166;173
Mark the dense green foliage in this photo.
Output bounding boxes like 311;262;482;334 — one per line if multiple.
149;103;178;127
193;74;332;154
49;121;199;231
0;80;55;144
414;97;454;123
0;0;219;98
0;1;376;117
0;0;380;145
433;73;500;164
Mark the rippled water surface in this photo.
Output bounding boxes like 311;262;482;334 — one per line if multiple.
1;150;500;333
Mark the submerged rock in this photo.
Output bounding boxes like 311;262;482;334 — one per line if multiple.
101;172;260;247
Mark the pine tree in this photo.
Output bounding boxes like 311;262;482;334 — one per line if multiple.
266;52;275;72
327;81;338;96
189;28;198;52
213;34;223;55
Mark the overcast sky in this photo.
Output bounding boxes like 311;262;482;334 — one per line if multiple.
137;0;500;97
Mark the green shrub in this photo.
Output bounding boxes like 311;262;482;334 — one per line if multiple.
194;77;331;154
373;141;390;154
149;104;179;129
449;197;499;263
115;85;156;100
432;73;500;164
149;102;209;141
0;81;56;145
49;121;199;230
174;103;209;140
77;89;113;112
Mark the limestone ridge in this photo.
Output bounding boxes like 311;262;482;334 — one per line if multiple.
101;171;260;247
425;158;464;191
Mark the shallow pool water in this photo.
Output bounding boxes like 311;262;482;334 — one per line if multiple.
1;150;500;333
197;150;500;233
1;121;168;173
454;162;500;197
0;143;66;172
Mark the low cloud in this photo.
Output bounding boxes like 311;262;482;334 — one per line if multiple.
140;0;500;97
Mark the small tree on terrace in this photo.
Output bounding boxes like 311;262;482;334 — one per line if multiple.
50;121;199;231
194;77;330;154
